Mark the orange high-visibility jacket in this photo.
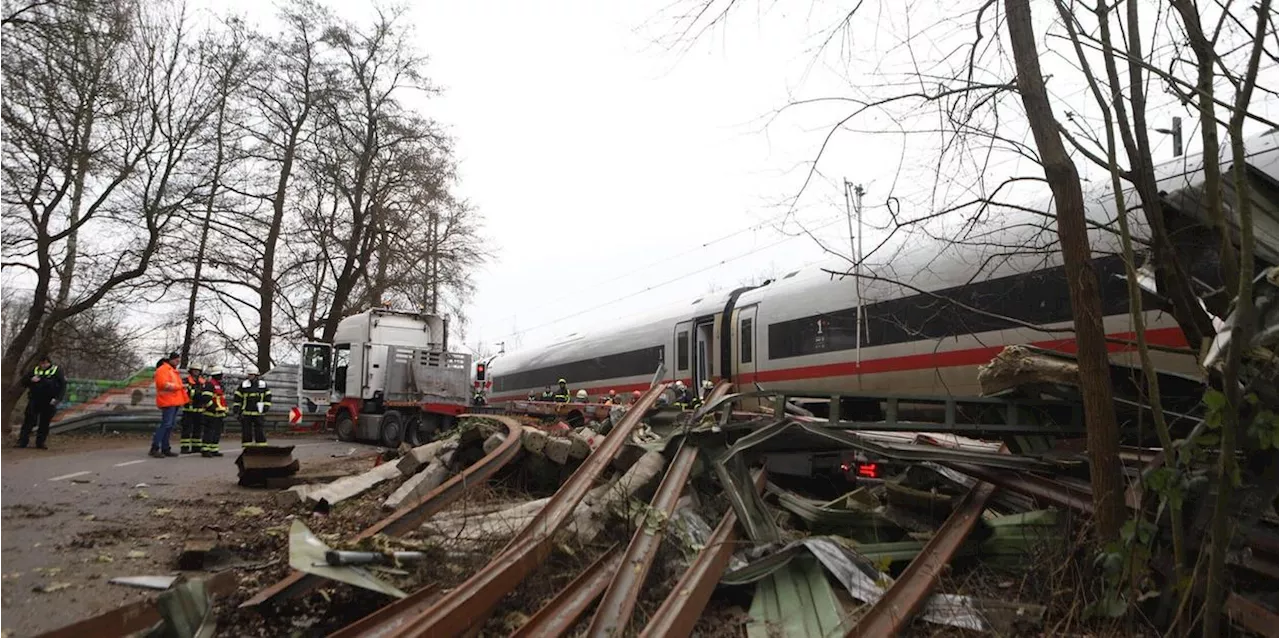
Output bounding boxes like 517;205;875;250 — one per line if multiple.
154;361;189;408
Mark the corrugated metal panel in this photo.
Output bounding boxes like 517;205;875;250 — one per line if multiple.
746;556;849;638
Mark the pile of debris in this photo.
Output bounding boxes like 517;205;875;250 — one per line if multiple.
40;363;1277;637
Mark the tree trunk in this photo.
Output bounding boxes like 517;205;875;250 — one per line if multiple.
182;90;228;366
1203;3;1269;633
1004;0;1125;540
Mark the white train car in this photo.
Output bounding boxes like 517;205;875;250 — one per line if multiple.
489;132;1278;403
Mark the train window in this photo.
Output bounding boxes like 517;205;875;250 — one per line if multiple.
741;319;753;363
677;331;689;370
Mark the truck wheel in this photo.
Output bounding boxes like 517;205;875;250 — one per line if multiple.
380;410;404;448
335;412;356;442
404;413;440;447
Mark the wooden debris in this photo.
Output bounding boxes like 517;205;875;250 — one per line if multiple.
178;530;219;570
978;345;1079;395
235;445;299;488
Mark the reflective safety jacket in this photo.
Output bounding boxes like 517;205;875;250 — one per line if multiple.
552;386;571;403
183;374;206;413
201;378;228;418
233;379;272;415
155;362;188;408
24;363;66;403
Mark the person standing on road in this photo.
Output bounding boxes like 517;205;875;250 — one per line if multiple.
179;363;206;454
152;352;187;458
233;369;271;447
15;354;66;449
199;367;228;457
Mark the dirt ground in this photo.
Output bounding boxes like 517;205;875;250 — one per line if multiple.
0;434;376;637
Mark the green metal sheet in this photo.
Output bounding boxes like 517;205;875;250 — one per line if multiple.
746;556;848;638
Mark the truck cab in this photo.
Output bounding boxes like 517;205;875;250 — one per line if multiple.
299;307;472;446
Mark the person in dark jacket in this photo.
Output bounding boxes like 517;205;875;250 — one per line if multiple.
180;363;206;454
233;369;272;447
17;354;66;449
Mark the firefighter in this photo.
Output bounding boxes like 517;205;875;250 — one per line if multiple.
575;389;589;402
200;367;228;457
539;386;554;401
602;389;618;405
16;353;66;449
233;369;272;447
672;381;696;410
691;379;714;411
552;378;571;403
180;363;206;454
630;390;642;404
472;390;488;407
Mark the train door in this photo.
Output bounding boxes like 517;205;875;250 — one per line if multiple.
694;318;714;389
736;305;758;384
673;320;692;386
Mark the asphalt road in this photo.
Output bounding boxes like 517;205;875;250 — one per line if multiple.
0;433;378;637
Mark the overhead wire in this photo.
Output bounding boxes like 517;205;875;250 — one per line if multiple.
498;214;850;344
511;205;825;317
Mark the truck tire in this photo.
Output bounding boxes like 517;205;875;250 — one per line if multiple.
404;413;440;447
335;412;356;442
380;410;404;448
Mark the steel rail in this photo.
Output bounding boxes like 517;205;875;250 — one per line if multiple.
1226;592;1280;638
640;468;767;638
848;470;1000;636
241;414;524;609
941;460;1095;515
509;545;624;638
349;384;668;637
585;445;700;637
326;584;443;638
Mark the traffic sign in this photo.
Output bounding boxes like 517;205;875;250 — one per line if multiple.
289;406;302;424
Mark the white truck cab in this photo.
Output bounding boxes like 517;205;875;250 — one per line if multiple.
299;307;472;446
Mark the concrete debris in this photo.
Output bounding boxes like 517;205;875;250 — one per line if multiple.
307;461;403;510
383;450;455;511
109;576;177;590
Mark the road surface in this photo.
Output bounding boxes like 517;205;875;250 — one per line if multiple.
0;433;379;637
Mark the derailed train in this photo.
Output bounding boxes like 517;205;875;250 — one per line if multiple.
488;133;1279;404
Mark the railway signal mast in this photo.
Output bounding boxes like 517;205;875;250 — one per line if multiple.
844;179;866;366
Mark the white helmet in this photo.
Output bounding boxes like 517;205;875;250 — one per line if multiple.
575;389;589;401
675;380;686;389
702;380;714;390
206;366;223;377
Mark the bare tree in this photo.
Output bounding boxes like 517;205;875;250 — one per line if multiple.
1;0;216;424
306;7;431;341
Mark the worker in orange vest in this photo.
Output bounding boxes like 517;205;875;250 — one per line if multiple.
151;352;188;458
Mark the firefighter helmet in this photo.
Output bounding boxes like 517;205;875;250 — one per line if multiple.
575;389;588;401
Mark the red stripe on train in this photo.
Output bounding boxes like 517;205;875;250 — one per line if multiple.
489;327;1190;401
